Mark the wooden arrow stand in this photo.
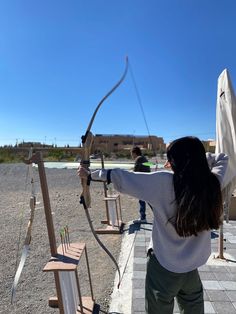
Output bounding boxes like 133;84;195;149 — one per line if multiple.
29;152;95;314
96;194;124;234
95;154;124;234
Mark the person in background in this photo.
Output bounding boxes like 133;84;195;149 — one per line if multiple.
131;146;151;224
78;136;228;314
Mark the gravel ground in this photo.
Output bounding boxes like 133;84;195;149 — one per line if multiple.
0;163;148;314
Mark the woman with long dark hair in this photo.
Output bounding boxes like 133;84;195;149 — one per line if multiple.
78;136;228;314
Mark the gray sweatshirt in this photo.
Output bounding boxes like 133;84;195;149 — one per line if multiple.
91;153;228;273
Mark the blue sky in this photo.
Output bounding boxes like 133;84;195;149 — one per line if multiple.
1;0;236;147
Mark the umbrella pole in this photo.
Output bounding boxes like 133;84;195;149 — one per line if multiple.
216;191;229;260
218;222;225;259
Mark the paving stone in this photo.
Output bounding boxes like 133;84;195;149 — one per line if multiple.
227;266;236;273
212;301;236;313
220;281;236;290
132;298;145;312
133;288;145;299
133;257;146;264
135;236;146;242
134;263;146;271
211;238;219;243
208;266;229;273
226;249;236;255
136;230;145;235
225;242;236;247
134;245;147;252
133;271;146;279
202;280;224;290
133;279;145;289
135;241;146;246
224;232;234;237
199;265;211;272
199;272;217;280
223;222;233;226
228;237;236;244
134;250;146;258
226;291;236;302
204;290;210;301
213;271;236;281
204;301;216;313
207;290;230;301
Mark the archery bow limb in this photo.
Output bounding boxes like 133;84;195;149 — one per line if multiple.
11;148;36;303
79;57;129;288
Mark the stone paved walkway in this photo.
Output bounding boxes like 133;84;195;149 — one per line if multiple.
109;221;236;314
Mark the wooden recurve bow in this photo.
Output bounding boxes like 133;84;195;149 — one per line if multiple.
80;57;128;288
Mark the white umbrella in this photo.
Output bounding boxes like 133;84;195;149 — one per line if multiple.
215;68;236;258
216;69;236;202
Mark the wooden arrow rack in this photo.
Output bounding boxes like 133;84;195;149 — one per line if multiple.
95;154;125;234
28;152;95;314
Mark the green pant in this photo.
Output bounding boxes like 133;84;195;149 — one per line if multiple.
145;252;204;314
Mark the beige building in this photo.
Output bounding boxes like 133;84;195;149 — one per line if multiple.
166;139;216;153
202;139;216;153
92;134;165;155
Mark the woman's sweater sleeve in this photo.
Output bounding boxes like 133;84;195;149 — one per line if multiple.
90;168;170;205
206;153;229;187
110;169;167;204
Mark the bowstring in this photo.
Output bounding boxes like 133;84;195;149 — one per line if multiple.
128;60;158;169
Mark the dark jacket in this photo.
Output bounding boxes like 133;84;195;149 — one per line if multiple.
134;155;151;173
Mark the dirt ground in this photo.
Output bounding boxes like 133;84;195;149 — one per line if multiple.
0;163;151;314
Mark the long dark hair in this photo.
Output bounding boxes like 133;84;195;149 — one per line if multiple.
167;136;223;237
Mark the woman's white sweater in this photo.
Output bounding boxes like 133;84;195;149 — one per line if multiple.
91;153;228;273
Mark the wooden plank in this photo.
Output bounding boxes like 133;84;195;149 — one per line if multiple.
95;222;124;234
103;195;119;201
49;296;95;313
43;243;86;272
77;297;95;314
